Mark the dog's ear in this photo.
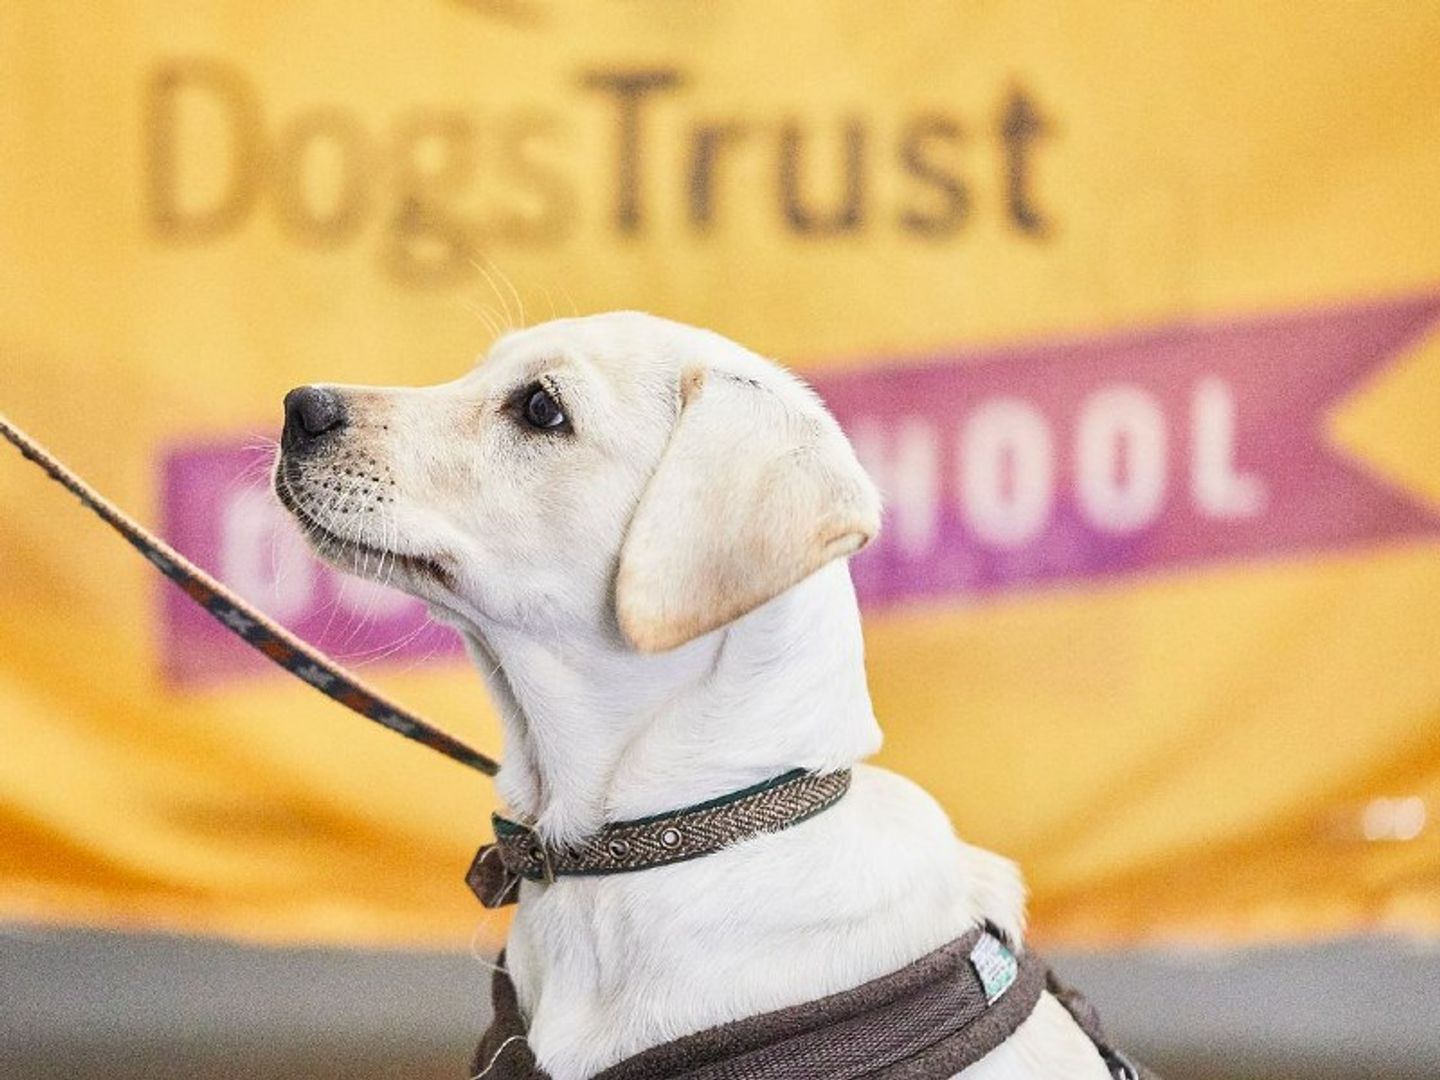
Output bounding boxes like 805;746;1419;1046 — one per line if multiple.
615;365;880;653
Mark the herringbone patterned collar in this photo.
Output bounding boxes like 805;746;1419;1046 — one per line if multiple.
466;768;852;908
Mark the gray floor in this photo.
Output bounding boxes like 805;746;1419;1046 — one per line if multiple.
2;926;1438;1079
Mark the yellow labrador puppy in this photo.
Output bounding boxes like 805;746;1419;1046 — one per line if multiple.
275;313;1115;1080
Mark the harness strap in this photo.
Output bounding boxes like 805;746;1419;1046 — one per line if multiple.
473;927;1046;1080
1045;970;1153;1080
473;929;1159;1080
0;413;498;776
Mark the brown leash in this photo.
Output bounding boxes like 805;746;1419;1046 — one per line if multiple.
0;413;499;777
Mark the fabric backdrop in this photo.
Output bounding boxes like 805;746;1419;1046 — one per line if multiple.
2;1;1439;948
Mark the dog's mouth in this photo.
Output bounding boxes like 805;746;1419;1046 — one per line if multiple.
274;466;454;590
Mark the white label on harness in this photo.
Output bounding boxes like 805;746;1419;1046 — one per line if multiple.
969;934;1018;1004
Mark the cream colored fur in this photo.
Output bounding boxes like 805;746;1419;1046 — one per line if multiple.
275;312;1110;1080
617;363;880;652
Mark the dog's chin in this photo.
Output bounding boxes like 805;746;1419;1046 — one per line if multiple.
273;468;455;592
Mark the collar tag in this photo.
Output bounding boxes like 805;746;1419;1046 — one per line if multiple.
969;933;1019;1004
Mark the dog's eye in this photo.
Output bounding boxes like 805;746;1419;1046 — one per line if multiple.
521;384;567;431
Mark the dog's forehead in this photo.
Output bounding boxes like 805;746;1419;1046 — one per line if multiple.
487;314;673;376
480;312;792;401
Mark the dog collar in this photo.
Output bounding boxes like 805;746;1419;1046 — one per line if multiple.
466;768;852;908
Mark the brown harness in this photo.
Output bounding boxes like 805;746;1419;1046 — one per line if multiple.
471;927;1155;1079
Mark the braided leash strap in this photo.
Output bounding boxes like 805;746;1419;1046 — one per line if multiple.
0;413;498;776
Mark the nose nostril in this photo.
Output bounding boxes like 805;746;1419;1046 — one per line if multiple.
282;386;346;450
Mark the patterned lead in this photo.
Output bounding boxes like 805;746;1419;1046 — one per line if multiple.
0;413;499;777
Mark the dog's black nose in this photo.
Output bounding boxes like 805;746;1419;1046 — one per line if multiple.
282;386;346;451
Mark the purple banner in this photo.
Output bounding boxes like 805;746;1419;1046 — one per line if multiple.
159;442;460;685
832;293;1440;607
160;294;1440;684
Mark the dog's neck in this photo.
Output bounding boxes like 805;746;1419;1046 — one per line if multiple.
457;562;881;845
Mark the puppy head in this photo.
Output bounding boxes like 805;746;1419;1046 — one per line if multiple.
274;312;879;651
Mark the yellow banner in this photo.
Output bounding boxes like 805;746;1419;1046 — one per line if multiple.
3;1;1439;948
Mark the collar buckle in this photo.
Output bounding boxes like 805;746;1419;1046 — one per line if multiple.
492;813;556;885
